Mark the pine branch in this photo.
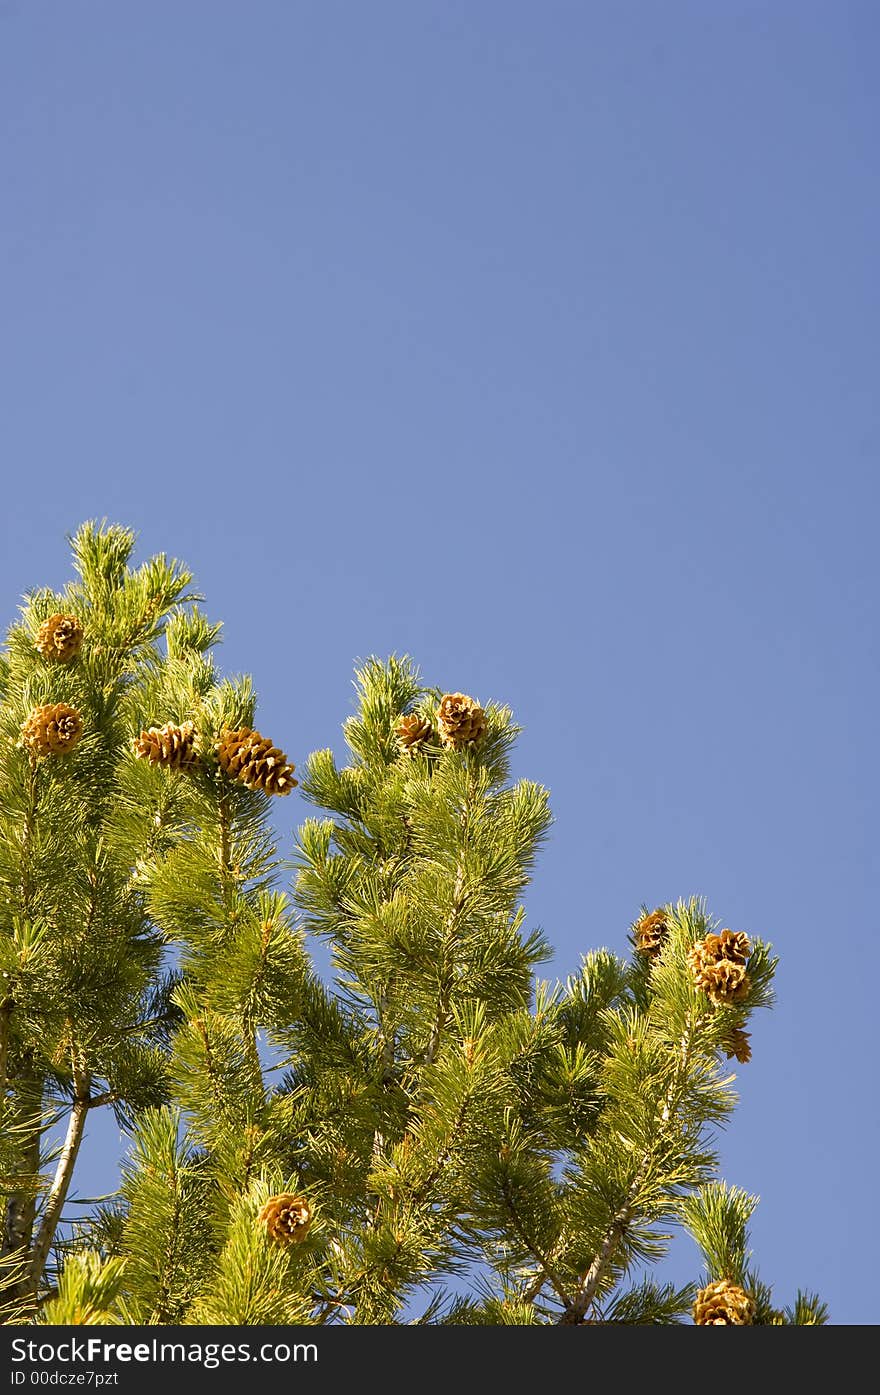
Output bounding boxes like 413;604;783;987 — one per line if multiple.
560;1015;701;1323
499;1176;571;1308
375;986;396;1084
0;995;13;1097
28;1059;92;1296
19;761;39;915
149;1175;185;1325
557;1188;641;1323
217;791;232;879
0;1062;42;1313
87;1090;120;1110
420;830;469;1067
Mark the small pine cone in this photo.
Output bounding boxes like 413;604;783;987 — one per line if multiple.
20;702;84;757
218;728;298;796
634;908;669;958
722;1026;752;1064
257;1193;312;1246
134;721;198;770
437;692;486;750
394;712;434;753
705;960;751;1006
702;928;751;965
693;1279;756;1325
35;614;84;663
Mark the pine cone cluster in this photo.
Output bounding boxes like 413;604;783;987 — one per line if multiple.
722;1026;752;1064
20;703;84;757
687;929;752;1006
35;613;84;663
218;728;297;796
257;1193;312;1246
437;692;486;750
394;712;435;753
634;908;669;959
134;722;198;770
693;1278;756;1325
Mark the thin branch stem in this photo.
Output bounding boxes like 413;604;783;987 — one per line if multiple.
500;1177;571;1307
422;857;467;1067
0;996;14;1097
559;1018;697;1323
20;759;39;916
420;763;476;1067
218;792;231;872
28;1058;91;1295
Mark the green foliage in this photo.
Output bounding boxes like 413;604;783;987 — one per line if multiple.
111;1109;219;1323
37;1251;128;1326
682;1181;829;1325
0;523;205;1318
1;531;824;1326
603;1279;697;1324
190;1182;316;1325
681;1181;758;1286
786;1291;829;1325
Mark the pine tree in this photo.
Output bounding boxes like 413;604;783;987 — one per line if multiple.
1;529;826;1326
0;523;212;1317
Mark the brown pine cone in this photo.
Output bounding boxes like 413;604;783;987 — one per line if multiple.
20;703;84;757
218;728;297;796
688;930;753;1006
437;692;486;750
722;1026;752;1064
35;614;84;663
394;712;435;753
134;721;198;770
693;1279;755;1325
634;908;669;958
702;929;751;965
688;945;752;1006
705;960;751;1006
257;1193;312;1246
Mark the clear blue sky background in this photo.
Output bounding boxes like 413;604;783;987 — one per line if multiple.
2;1;877;1324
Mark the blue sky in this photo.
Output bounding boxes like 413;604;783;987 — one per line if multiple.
2;1;877;1323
